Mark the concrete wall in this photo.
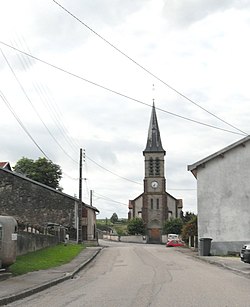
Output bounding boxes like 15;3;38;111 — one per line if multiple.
17;232;59;256
103;234;168;244
196;141;250;255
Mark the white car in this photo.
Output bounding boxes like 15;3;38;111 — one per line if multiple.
240;244;250;263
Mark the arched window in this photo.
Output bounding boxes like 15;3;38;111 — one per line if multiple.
155;157;160;175
149;157;154;176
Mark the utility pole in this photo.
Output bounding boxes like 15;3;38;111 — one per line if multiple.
90;189;93;206
78;148;83;243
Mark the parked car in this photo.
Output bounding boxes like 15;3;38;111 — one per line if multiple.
240;244;250;263
167;234;179;241
166;239;185;247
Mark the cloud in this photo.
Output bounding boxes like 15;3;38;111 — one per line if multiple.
162;0;250;28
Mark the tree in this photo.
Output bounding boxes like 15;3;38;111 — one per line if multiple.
181;211;196;224
163;218;183;235
181;216;198;242
110;212;118;224
127;218;145;235
14;157;62;190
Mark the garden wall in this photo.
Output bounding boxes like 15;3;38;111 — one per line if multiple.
17;232;59;256
102;234;147;244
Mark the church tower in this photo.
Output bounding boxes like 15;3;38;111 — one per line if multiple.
142;102;168;243
128;103;183;243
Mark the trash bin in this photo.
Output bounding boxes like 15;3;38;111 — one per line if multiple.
199;238;212;256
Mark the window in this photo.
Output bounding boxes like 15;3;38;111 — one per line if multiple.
156;199;159;209
151;199;153;209
149;157;154;176
82;208;88;218
155;158;160;175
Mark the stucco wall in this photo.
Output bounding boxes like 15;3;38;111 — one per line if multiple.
167;195;177;218
197;141;250;246
133;196;143;218
86;209;97;240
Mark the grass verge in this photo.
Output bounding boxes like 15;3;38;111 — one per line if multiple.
9;243;85;276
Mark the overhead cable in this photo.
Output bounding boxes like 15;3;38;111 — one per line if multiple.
0;42;246;137
93;191;128;206
86;154;142;185
0;90;50;160
0;48;78;165
52;0;248;136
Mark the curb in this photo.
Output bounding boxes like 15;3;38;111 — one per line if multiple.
176;248;250;278
0;248;102;306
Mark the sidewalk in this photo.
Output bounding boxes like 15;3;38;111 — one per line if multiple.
0;246;102;306
177;247;250;277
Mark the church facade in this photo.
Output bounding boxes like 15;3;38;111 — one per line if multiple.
128;103;183;243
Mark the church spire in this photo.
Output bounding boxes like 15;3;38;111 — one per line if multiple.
143;102;165;154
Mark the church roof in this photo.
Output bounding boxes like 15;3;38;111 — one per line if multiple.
143;102;165;154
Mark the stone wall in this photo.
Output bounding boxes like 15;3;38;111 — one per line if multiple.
0;168;76;227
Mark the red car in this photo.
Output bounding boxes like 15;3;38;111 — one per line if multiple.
166;239;185;247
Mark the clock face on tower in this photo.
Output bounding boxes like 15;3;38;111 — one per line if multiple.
151;181;159;188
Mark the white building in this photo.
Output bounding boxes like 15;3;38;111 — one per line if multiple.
188;136;250;255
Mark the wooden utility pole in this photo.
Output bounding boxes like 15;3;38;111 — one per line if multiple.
78;148;83;243
90;189;93;206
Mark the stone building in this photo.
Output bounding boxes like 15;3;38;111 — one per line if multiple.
129;103;183;243
188;135;250;255
0;166;99;242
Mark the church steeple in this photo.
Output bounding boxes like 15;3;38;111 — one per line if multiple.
143;102;165;154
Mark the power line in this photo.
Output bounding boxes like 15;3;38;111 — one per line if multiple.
0;90;50;159
14;36;81;154
93;191;128;206
52;0;248;136
0;48;79;165
1;41;247;194
86;154;142;185
0;41;246;137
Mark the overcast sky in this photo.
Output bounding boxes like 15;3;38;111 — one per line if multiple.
0;0;249;219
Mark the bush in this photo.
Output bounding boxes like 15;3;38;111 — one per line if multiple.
163;218;183;235
181;216;197;242
127;218;145;235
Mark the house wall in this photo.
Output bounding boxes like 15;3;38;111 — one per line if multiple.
132;196;143;218
167;195;177;218
196;141;250;255
0;169;74;227
0;169;98;241
86;209;97;240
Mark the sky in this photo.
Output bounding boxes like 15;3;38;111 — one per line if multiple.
0;0;250;219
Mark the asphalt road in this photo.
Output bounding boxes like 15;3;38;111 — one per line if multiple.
7;240;250;307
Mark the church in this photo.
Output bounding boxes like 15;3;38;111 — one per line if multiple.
128;103;183;243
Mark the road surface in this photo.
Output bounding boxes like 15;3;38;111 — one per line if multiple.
8;240;250;306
